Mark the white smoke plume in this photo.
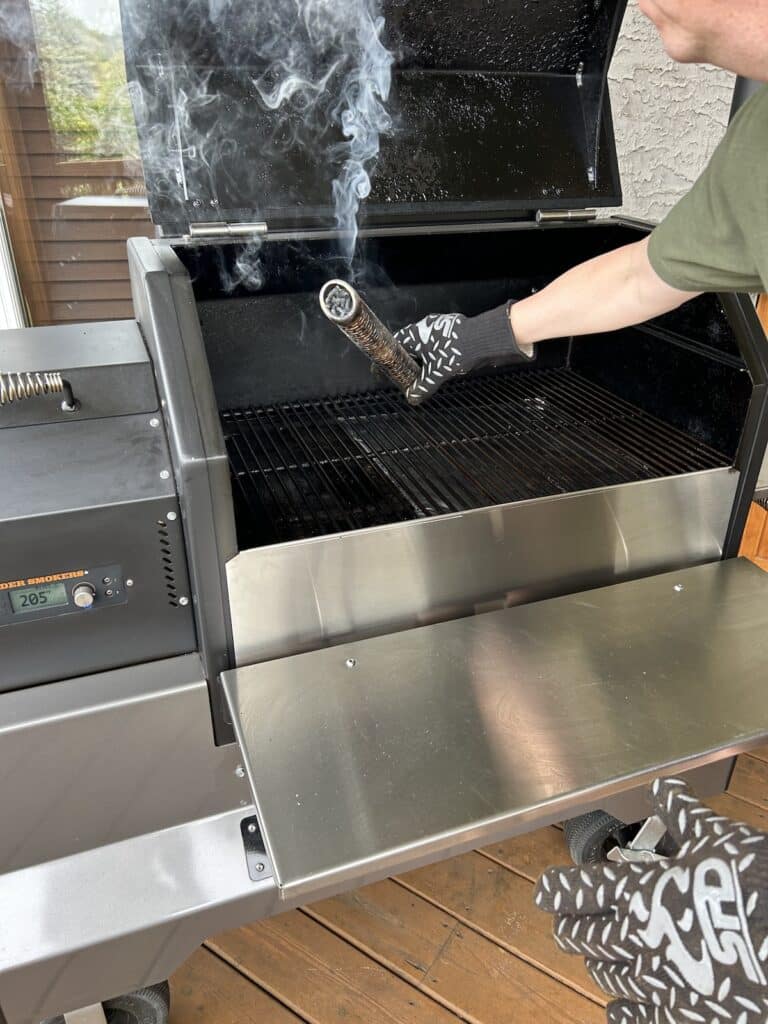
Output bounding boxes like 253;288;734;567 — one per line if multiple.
0;0;40;89
120;0;396;281
252;1;393;264
250;0;393;260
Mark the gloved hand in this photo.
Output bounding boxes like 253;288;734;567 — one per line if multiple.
534;778;768;1024
393;302;535;405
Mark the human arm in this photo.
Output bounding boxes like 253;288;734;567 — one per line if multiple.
510;236;699;347
394;237;698;404
396;87;767;405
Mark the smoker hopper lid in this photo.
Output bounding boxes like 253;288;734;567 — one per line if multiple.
120;0;627;237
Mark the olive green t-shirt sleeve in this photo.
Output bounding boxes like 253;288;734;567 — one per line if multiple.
648;84;768;295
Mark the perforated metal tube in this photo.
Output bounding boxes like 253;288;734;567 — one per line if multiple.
319;280;419;395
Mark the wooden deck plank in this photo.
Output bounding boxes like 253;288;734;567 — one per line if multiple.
709;790;768;831
308;878;604;1023
740;504;767;560
478;826;570;883
309;879;457;982
396;852;604;1004
169;947;302;1024
419;924;604;1024
727;754;768;810
208;911;462;1024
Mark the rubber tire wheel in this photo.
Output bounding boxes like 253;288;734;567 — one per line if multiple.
43;983;171;1024
564;811;627;865
103;982;170;1024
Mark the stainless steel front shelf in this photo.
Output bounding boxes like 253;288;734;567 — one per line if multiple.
222;558;768;902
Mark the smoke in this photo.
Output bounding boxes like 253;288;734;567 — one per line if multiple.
328;4;393;258
120;0;396;282
0;1;39;89
248;0;393;260
217;239;265;293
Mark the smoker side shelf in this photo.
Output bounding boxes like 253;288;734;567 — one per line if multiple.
222;558;768;903
221;367;728;546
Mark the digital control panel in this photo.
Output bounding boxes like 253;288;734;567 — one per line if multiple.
0;565;128;627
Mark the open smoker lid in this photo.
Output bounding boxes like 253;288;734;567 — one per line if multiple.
120;0;627;237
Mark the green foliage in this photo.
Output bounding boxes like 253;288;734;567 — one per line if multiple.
31;0;139;160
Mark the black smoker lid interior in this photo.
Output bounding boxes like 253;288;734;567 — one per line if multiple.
120;0;628;238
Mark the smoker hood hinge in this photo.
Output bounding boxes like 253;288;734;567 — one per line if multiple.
536;210;598;224
186;221;268;239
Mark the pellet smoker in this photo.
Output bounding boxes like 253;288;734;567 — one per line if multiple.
3;2;768;1021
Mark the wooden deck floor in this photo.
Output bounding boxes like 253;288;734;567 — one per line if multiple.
167;752;768;1024
170;510;768;1024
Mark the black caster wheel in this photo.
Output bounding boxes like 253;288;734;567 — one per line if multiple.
102;982;170;1024
43;981;170;1024
564;811;640;865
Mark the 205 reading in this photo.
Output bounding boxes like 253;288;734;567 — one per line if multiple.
10;581;69;615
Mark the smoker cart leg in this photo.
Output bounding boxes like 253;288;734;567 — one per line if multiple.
46;982;170;1024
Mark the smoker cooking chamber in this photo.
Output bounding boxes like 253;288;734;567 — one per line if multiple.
176;222;750;556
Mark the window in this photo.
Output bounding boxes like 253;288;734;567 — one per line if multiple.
0;0;153;325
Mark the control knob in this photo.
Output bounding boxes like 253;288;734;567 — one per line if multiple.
73;583;96;609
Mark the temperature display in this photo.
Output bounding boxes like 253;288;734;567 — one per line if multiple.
10;581;69;615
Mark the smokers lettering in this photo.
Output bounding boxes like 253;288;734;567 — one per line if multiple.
634;859;767;996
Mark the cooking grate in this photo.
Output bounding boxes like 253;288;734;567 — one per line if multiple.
222;367;729;547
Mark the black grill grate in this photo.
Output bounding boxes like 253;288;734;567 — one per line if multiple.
222;367;730;547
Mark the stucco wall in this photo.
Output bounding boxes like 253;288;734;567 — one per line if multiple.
608;7;768;488
608;0;734;223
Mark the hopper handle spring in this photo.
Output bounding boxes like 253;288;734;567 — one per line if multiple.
0;371;79;412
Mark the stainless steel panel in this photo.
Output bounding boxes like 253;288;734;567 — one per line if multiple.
0;808;279;1024
0;655;248;872
223;558;768;902
227;468;738;665
0;320;147;372
0;765;728;1024
1;413;175;520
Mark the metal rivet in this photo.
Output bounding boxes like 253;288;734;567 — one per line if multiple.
167;511;177;521
673;584;685;593
149;417;160;428
247;823;257;834
126;579;134;588
160;469;170;480
345;657;357;669
235;765;245;779
255;862;265;872
179;596;189;606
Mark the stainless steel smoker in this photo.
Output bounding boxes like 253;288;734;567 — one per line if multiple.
3;1;768;1022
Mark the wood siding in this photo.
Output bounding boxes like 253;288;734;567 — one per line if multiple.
0;5;154;326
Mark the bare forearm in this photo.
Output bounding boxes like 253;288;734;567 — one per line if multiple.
510;237;700;347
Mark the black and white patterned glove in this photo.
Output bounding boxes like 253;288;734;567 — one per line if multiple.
393;302;535;405
534;778;768;1024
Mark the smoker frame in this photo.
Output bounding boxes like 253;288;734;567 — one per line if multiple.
4;4;768;1020
3;214;766;1024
